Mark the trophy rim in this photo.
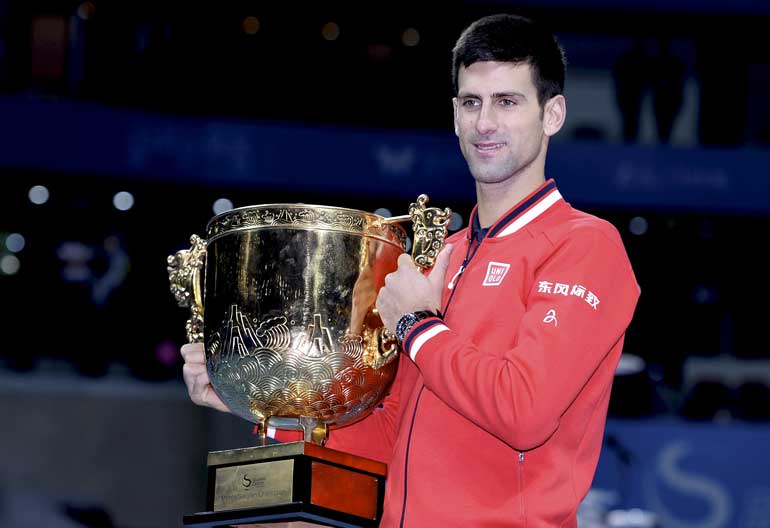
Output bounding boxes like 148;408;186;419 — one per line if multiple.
205;202;408;246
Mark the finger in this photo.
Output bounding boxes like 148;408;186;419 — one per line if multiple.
397;253;414;268
190;371;213;404
375;289;395;331
182;360;231;414
397;253;421;276
428;244;454;289
183;362;206;378
194;371;211;394
180;342;205;361
193;373;229;412
375;289;386;317
183;363;204;393
202;387;230;413
182;351;205;366
181;342;203;354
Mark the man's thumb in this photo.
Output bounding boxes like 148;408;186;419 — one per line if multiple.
428;243;454;288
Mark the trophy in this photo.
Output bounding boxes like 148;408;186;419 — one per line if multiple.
168;195;451;527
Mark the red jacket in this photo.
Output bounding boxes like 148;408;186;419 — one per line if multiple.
278;179;639;527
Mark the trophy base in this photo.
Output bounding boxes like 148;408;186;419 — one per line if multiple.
182;501;379;527
183;442;386;528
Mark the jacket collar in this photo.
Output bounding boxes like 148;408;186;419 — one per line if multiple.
467;179;564;240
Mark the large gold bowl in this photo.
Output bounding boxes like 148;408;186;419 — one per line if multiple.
168;198;450;442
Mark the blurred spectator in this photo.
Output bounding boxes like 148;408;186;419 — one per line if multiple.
651;38;686;144
613;37;648;143
614;37;686;144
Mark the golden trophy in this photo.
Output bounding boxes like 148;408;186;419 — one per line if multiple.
168;196;450;527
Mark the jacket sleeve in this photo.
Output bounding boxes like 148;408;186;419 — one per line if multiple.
402;227;639;451
271;357;405;464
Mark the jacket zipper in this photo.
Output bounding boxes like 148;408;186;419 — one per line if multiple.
398;234;484;527
442;233;483;315
518;452;526;523
399;386;425;528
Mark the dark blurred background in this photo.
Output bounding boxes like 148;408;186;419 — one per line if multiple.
1;1;769;527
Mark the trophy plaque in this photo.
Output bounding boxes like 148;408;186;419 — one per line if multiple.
168;196;450;527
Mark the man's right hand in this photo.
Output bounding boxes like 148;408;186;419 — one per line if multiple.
180;343;231;413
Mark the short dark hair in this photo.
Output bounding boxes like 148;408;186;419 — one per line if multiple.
452;14;566;107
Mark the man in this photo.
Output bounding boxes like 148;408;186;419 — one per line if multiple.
181;13;639;527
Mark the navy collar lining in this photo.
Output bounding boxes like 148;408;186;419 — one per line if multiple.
471;213;489;242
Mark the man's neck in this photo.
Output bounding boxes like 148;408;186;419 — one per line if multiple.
475;172;546;228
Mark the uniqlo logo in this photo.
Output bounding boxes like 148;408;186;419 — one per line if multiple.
482;261;511;286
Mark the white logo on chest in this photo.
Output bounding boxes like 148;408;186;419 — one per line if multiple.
543;309;558;326
482;261;511;286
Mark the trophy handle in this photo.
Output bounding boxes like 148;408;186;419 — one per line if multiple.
167;234;207;343
384;194;452;270
360;195;451;368
360;319;399;370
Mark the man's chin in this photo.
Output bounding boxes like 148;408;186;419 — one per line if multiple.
470;167;514;185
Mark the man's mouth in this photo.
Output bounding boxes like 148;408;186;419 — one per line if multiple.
474;142;506;152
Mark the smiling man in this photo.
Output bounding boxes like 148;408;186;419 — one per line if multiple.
180;13;640;527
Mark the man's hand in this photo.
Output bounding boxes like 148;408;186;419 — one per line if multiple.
376;244;454;333
180;343;231;413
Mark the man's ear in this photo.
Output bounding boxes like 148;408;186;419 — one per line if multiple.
452;97;459;137
543;94;566;137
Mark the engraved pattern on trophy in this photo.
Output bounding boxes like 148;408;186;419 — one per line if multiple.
206;205;406;248
296;313;335;358
207;305;397;427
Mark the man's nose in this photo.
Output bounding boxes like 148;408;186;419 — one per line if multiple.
475;105;497;135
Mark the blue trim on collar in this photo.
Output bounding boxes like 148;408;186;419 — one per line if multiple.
488;180;558;238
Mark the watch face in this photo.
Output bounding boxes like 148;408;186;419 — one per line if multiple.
396;311;438;343
396;312;419;343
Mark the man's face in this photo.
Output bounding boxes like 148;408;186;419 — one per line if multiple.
453;61;549;185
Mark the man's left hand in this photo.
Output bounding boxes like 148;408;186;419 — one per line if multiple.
376;244;454;332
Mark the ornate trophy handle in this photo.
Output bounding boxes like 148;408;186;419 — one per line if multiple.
384;194;452;270
167;234;207;343
361;321;400;370
407;194;452;269
365;195;451;369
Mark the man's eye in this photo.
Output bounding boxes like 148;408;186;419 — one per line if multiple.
462;99;480;108
500;99;517;107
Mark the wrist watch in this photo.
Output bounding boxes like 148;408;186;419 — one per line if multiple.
395;310;440;345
